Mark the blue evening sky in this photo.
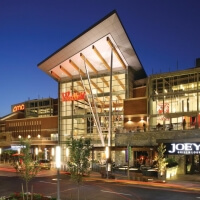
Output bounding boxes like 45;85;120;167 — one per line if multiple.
0;0;200;117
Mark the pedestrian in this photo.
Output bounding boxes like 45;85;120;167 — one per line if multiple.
143;123;146;132
169;123;173;131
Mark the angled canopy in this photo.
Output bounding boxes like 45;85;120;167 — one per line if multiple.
38;10;146;82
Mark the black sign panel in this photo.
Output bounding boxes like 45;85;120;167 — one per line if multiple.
164;143;200;155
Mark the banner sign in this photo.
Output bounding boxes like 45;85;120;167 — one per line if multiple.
165;143;200;155
125;146;132;162
125;149;128;162
61;91;86;101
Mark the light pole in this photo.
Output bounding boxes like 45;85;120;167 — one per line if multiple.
66;147;69;171
18;148;21;155
35;147;38;161
56;146;61;200
105;146;110;179
0;148;2;163
51;147;55;167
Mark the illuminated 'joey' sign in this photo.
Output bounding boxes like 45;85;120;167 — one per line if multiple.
165;143;200;155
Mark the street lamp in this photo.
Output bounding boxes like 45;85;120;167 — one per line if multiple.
52;148;55;157
35;147;38;161
0;148;2;163
18;148;21;155
66;147;69;171
56;146;61;200
66;147;69;158
51;148;55;167
105;146;110;179
105;146;109;159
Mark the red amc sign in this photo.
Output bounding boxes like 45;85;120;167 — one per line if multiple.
61;91;86;101
13;104;25;112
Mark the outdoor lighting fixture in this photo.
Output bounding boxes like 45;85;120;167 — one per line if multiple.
66;147;69;157
35;147;38;156
56;146;61;169
105;146;109;159
37;134;41;139
18;135;21;139
56;146;61;200
28;135;31;139
51;148;55;156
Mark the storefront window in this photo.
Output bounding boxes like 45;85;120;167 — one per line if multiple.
149;71;200;129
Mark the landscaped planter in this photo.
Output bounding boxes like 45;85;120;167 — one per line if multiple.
1;192;55;200
166;166;178;179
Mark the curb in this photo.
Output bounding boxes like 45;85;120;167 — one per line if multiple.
85;174;200;193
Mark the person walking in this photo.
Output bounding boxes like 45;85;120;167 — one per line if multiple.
183;119;186;130
143;123;146;132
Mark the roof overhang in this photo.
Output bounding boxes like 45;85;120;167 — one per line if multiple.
38;10;146;82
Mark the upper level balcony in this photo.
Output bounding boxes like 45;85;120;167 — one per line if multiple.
115;123;200;147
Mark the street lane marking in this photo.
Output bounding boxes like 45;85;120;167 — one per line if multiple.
39;181;56;184
101;190;132;196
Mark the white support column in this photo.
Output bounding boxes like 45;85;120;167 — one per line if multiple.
108;49;113;147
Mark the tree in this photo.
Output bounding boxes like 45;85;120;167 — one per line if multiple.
12;139;41;200
67;138;91;200
156;143;167;180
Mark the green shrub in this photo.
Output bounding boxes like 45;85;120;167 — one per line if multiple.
166;157;178;168
33;193;42;200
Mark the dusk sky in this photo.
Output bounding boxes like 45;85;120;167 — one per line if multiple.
0;0;200;117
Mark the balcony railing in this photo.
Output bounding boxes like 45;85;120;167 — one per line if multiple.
116;122;199;134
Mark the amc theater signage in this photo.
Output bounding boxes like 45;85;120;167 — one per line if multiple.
166;143;200;155
12;104;25;112
61;91;86;101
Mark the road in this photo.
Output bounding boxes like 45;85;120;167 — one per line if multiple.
0;166;200;200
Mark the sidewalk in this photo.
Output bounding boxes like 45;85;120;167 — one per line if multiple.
87;171;200;193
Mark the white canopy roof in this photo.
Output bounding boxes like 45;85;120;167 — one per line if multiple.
38;10;146;81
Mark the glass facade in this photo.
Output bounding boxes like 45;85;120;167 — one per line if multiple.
59;70;128;162
149;69;200;130
25;98;57;118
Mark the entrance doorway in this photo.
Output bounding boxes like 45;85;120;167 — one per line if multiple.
186;155;200;174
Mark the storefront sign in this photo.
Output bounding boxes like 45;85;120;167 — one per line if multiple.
61;91;86;101
12;104;25;112
166;143;200;155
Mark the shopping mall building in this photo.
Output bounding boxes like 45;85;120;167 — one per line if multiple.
37;10;200;174
0;98;58;160
1;10;200;175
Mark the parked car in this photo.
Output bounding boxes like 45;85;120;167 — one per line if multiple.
38;159;51;170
